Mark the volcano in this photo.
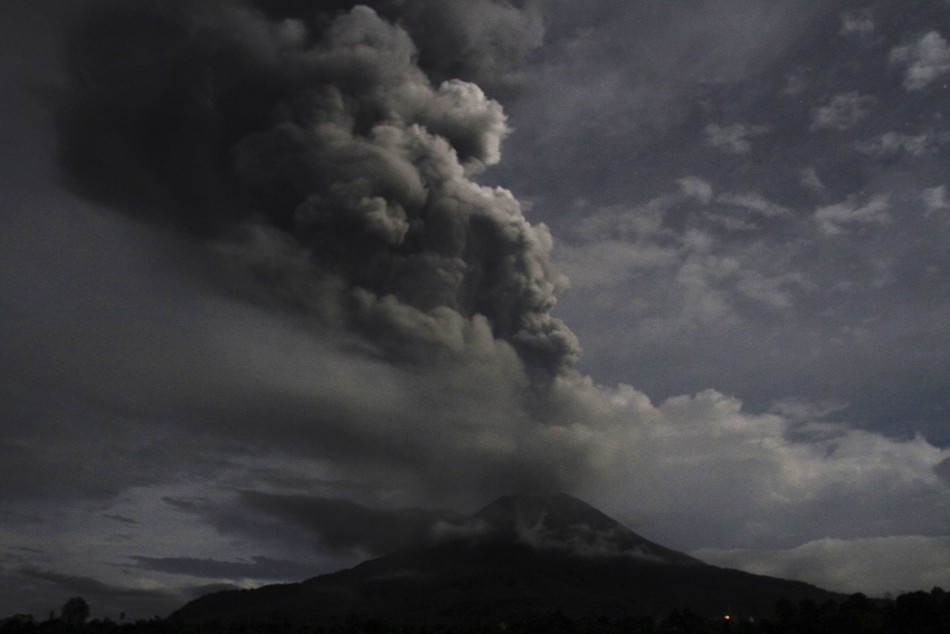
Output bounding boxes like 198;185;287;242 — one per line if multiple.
173;492;841;626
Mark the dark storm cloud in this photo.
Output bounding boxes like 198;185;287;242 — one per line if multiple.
103;514;138;525
57;0;576;380
183;583;242;600
5;567;180;619
17;568;168;600
129;555;318;580
160;496;210;514
157;489;478;559
6;546;46;556
0;432;182;503
235;491;466;556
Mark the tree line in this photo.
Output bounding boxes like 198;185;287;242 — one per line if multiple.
2;588;948;633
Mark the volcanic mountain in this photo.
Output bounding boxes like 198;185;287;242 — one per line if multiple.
173;492;841;626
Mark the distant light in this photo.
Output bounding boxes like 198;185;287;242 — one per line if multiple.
724;615;731;620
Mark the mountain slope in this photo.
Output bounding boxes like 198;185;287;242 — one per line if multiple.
173;492;842;625
473;492;702;565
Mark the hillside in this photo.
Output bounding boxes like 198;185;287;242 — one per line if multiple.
173;492;842;626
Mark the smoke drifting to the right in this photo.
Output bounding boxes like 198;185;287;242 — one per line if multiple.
55;0;950;536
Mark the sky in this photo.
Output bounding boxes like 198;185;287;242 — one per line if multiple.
1;0;948;620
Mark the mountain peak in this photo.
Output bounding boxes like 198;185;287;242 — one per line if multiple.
174;492;842;626
473;491;699;564
475;491;616;532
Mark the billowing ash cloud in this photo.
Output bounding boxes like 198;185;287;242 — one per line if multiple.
57;0;576;381
49;0;950;549
252;0;545;92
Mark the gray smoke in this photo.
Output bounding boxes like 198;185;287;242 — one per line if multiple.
252;0;545;93
57;0;577;380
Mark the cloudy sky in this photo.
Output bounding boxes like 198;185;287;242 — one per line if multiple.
1;0;948;620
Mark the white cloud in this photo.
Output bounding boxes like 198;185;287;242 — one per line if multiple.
694;536;950;596
811;92;877;130
857;131;937;156
800;166;825;193
668;246;806;320
815;195;891;236
734;269;805;309
890;31;950;90
674;252;741;323
571;384;950;560
717;192;791;218
704;123;769;154
678;176;714;204
782;68;810;96
555;240;679;288
922;185;949;215
556;180;715;289
703;193;789;231
558;183;804;325
839;11;874;37
568;196;675;243
702;213;757;232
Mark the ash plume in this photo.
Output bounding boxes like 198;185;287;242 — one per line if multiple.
253;0;545;93
57;0;577;381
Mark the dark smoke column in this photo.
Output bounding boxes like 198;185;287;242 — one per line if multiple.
57;0;579;382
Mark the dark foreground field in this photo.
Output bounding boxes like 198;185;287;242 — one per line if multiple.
3;588;949;634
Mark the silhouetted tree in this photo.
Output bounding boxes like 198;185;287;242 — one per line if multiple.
60;597;90;626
